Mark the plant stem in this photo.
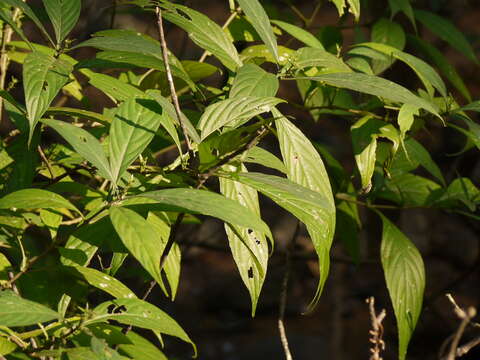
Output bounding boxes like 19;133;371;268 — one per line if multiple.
155;6;192;153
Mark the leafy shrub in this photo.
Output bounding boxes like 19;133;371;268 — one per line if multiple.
0;0;479;359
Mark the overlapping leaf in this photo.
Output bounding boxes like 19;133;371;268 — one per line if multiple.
230;64;279;98
43;0;81;46
292;47;352;73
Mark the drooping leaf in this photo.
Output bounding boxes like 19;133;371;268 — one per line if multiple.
346;0;361;22
244;146;287;174
127;188;272;239
40;208;63;239
355;42;447;97
435;177;480;211
379;173;441;206
407;35;471;102
237;0;279;63
0;290;59;326
161;3;242;71
146;212;181;300
397;103;419;137
302;72;441;118
109;207;167;295
219;165;268;316
414;10;478;65
43;0;81;46
380;214;425;360
230;64;279;98
403;138;445;186
0;188;79;213
370;18;406;73
109;97;166;184
41;118;112;181
87;298;196;355
23;51;72;142
65;265;137;299
271;20;324;49
274;109;335;310
330;0;346;17
198;96;283;140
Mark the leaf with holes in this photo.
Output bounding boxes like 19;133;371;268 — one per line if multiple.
220;165;269;316
380;214;425;360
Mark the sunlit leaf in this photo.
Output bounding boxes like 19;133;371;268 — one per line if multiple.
0;188;79;213
230;64;279;98
271;20;324;49
0;290;58;326
43;0;81;46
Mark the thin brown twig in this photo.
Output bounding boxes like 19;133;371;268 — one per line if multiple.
37;145;55;179
155;6;192;154
366;297;386;360
278;221;300;360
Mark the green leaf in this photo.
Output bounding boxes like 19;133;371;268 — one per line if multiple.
457;101;480;113
271;20;324;49
219;165;268;316
109;207;167;294
198;96;283;140
448;114;480;151
230;64;279;98
41;118;112;181
43;0;81;46
302;72;441;118
65;266;137;299
388;0;416;30
397;103;419;136
407;35;471;102
274;109;335;310
330;0;346;17
237;0;279;63
0;188;79;213
0;336;16;356
404;138;445;186
370;18;406;74
346;0;360;22
435;177;480;211
146;212;181;300
380;214;425;360
0;7;31;46
109;97;166;184
128;188;272;239
379;173;441;206
0;290;59;326
414;10;478;64
40;208;63;239
23;51;72;142
45;107;112;126
292;47;352;73
244;146;287;174
87;298;196;355
2;0;55;46
351;116;400;192
162;3;242;71
356;42;447;97
81;70;143;102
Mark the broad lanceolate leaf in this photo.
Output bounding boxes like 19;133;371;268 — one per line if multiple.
379;173;441;207
198;96;283;140
356;42;447;97
271;20;324;50
414;10;478;65
292;47;352;73
43;0;81;46
128;188;272;240
370;18;406;74
230;64;279;98
41;118;112;181
275;109;335;309
162;3;242;71
228;172;334;311
0;188;79;213
237;0;279;63
219;165;268;316
303;72;441;118
109;97;166;184
0;290;59;326
408;35;471;102
109;207;168;295
65;266;137;299
80;70;143;102
23;51;72;142
87;298;196;355
380;214;425;360
397;103;419;137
